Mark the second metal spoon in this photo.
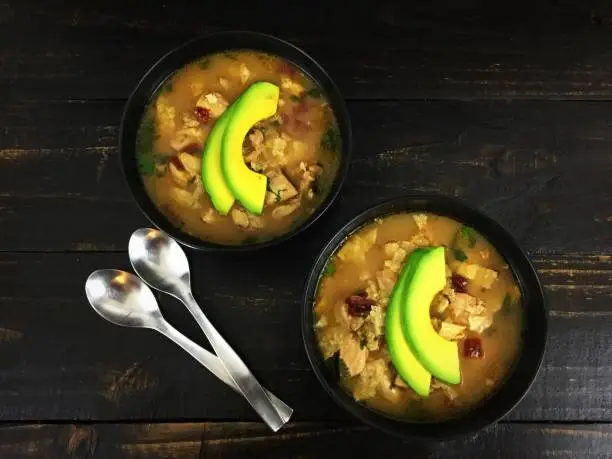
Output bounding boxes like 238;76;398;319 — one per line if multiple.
85;269;292;426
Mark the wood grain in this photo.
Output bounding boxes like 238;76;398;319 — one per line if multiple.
0;251;609;422
4;0;612;101
1;99;612;252
0;422;609;459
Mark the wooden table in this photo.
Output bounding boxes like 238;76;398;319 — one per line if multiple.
2;0;611;457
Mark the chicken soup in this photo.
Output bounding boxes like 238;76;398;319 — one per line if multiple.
136;50;340;245
314;213;523;421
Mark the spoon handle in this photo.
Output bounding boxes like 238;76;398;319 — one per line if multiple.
179;290;287;432
156;319;293;423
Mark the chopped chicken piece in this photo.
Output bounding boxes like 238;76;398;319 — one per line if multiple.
468;314;493;334
272;199;300;219
384;241;400;257
267;170;298;203
365;279;380;301
413;213;428;230
448;293;486;326
383;247;408;273
248;214;265;229
339;334;368;377
353;359;392;401
298;162;322;192
431;317;441;332
170;187;200;209
182;112;200;128
201;208;217;224
170;127;204;152
271;137;288;159
169;160;193;187
249;129;264;149
318;325;349;359
410;232;432;247
281;76;304;96
376;269;397;300
218;77;230;90
156;96;176;136
431;293;450;315
452;261;499;289
190;81;204;97
195;92;229;118
335;301;365;331
231;208;250;229
431;379;459;401
239;63;251;84
178;152;200;176
438;321;467;340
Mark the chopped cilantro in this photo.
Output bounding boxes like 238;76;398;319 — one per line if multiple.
501;294;514;315
320;127;340;152
137;154;156;176
290;94;302;103
306;87;323;98
338;355;350;379
324;260;336;277
453;248;468;262
198;58;211;69
460;226;478;248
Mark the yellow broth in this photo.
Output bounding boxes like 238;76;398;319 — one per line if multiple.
314;213;523;421
136;50;340;245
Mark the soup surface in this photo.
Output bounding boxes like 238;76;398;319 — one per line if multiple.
136;50;340;245
314;213;523;421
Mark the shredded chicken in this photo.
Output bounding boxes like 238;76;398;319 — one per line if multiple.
431;379;459;401
170;127;204;152
431;292;450;315
169;187;199;209
353;359;392;401
375;269;397;301
452;261;499;289
156;95;176;136
281;76;304;96
218;77;230;90
339;334;368;377
200;208;217;224
318;326;349;359
272;199;301;219
266;169;298;203
231;208;250;229
383;247;408;273
334;301;365;331
438;320;467;340
239;63;251;84
195;92;229;118
413;213;428;230
447;292;486;326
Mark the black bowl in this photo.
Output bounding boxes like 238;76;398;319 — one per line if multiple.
302;195;547;439
119;31;352;251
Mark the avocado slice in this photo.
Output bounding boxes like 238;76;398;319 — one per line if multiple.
221;82;279;214
401;247;461;385
386;250;432;397
201;107;235;215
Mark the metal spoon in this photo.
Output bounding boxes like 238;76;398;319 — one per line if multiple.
85;269;292;427
128;228;288;432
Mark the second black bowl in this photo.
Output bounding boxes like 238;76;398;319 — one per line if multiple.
119;31;352;251
302;195;547;439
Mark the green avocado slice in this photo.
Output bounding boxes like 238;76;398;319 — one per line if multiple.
221;81;279;214
201;107;235;215
386;250;432;397
401;247;461;385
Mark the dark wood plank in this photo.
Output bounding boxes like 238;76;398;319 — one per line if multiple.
4;0;612;100
1;99;611;253
0;422;610;459
0;251;609;421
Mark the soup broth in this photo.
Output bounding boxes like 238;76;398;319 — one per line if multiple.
136;50;340;245
314;213;523;421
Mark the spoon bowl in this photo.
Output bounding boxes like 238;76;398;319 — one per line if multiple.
129;228;191;296
85;269;162;329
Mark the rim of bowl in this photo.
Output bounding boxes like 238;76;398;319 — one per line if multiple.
302;195;548;439
119;31;352;251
